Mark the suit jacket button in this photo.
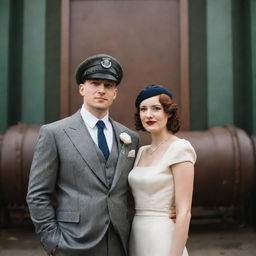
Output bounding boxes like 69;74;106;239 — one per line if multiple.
105;219;110;225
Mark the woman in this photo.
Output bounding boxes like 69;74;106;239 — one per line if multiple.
128;85;196;256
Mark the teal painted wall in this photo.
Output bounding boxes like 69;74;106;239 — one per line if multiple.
189;0;256;135
0;0;60;130
207;0;234;127
21;0;46;124
21;0;60;124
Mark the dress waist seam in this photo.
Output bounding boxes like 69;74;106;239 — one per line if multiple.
135;208;174;217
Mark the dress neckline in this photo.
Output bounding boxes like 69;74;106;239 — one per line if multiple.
135;138;184;168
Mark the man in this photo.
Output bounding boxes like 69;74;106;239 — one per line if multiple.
26;54;139;256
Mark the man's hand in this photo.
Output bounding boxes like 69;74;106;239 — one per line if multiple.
169;203;176;223
51;247;57;255
169;212;176;223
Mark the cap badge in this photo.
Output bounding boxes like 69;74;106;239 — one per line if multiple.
101;57;112;68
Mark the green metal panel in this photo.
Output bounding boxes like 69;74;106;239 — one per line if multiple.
207;0;234;127
0;0;10;132
21;0;46;124
45;0;60;123
21;0;60;125
189;0;208;130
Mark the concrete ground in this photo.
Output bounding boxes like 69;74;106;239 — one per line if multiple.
0;221;255;256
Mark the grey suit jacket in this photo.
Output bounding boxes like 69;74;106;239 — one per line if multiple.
26;110;139;255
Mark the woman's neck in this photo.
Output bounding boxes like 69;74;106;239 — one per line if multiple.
150;130;172;147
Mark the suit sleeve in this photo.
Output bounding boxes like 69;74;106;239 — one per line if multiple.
26;125;61;255
127;132;140;222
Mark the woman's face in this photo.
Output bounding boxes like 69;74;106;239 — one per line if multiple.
139;95;169;133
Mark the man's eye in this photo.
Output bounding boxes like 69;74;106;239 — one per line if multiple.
105;83;115;88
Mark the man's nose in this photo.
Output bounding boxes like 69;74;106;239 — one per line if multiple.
97;84;106;93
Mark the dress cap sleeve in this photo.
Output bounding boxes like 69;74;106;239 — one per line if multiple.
167;139;196;166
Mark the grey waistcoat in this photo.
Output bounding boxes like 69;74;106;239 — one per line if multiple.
95;133;119;188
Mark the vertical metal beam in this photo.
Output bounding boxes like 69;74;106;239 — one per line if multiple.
0;0;11;132
8;0;24;127
180;0;190;130
60;0;70;118
189;0;208;130
207;0;234;127
249;0;256;135
45;0;60;123
21;0;60;124
21;0;46;124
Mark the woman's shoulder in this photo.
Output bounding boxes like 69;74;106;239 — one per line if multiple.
171;138;194;150
166;138;197;165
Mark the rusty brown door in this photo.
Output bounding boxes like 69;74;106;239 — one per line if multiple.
61;0;189;136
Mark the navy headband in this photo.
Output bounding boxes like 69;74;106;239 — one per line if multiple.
135;85;173;108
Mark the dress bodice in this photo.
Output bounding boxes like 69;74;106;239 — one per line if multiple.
128;139;196;216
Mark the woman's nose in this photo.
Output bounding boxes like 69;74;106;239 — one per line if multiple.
146;110;152;118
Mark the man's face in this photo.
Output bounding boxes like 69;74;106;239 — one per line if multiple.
79;79;118;116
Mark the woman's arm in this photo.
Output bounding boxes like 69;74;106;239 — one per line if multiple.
170;161;194;256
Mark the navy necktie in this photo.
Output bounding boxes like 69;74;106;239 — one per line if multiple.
96;120;110;160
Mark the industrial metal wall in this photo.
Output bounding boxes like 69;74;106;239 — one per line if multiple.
0;0;256;135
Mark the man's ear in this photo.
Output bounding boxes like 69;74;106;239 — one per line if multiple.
79;84;85;96
113;88;118;100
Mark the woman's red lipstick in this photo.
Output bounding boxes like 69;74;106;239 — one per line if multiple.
146;121;156;126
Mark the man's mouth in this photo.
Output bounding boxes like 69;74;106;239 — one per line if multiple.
95;97;106;101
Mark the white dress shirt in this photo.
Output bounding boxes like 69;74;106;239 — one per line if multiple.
80;105;113;150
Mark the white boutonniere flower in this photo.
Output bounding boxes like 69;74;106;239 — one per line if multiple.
128;149;136;158
120;132;132;153
120;132;132;144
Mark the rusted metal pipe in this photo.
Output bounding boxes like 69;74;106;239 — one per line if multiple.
179;126;255;207
0;124;39;205
0;124;255;208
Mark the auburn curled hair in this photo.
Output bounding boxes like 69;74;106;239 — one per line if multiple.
134;94;181;133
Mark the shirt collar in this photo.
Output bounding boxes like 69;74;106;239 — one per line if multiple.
80;105;111;130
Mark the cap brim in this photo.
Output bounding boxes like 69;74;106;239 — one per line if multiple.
85;73;118;83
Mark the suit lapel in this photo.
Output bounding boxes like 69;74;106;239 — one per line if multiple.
110;119;128;190
64;111;108;187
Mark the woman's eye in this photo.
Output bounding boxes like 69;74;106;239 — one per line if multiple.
140;108;147;112
153;107;161;111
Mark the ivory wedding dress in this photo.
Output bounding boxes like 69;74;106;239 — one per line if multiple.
128;139;196;256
